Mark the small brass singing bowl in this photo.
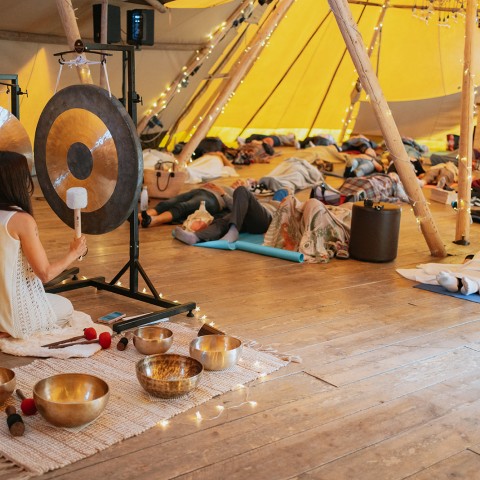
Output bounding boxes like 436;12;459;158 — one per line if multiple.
0;368;16;405
132;326;173;355
33;373;109;428
189;334;243;371
136;354;203;398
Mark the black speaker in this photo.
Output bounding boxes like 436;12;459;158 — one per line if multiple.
127;9;154;46
93;4;121;44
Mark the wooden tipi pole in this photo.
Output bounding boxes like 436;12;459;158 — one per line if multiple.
329;0;446;257
136;0;254;134
177;0;295;166
454;0;477;244
56;0;93;84
337;1;388;144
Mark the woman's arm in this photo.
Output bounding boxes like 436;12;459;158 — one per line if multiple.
9;212;87;283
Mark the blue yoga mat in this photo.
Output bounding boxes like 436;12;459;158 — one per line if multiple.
414;283;480;303
194;233;304;263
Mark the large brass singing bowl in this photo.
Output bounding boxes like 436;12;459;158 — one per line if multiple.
33;373;109;428
189;335;243;371
136;354;203;398
0;368;16;405
132;326;173;355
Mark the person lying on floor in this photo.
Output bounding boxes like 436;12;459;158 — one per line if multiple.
297;134;338;150
0;151;88;338
343;154;384;178
185;151;238;184
230;139;276;165
418;161;458;190
173;180;286;245
237;133;297;148
341;134;378;158
175;182;353;264
436;254;480;296
263;196;352;263
140;182;231;228
385;137;427;178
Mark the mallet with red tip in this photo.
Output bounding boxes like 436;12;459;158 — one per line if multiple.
52;332;112;349
41;327;97;348
16;389;37;416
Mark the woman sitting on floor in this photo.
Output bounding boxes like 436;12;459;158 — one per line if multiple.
0;151;88;339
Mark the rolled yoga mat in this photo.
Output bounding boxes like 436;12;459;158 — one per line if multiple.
194;233;304;263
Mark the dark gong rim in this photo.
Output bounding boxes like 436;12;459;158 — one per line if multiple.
34;85;143;235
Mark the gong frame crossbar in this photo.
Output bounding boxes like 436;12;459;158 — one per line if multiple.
44;42;196;333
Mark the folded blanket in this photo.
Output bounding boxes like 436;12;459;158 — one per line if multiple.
0;311;112;359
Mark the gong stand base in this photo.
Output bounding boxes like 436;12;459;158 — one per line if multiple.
45;276;196;334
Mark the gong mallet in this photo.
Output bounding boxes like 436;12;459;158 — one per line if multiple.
66;187;88;261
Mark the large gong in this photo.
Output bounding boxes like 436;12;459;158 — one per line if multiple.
34;85;142;235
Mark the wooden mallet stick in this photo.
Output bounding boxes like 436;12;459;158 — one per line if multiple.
66;187;88;261
41;327;97;348
50;332;112;349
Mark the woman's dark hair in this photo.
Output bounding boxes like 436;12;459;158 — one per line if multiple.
0;151;34;215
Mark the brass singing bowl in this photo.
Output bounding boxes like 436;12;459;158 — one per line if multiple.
0;368;16;405
136;354;203;398
132;326;173;355
189;335;243;371
33;374;109;428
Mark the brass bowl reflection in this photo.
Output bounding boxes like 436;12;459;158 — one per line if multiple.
189;335;243;370
136;354;203;398
33;374;109;428
0;368;16;405
132;326;173;355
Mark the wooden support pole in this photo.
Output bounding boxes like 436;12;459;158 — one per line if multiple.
338;1;388;144
143;0;168;14
55;0;93;84
177;0;295;166
329;0;446;257
136;0;254;134
167;31;249;150
454;0;477;244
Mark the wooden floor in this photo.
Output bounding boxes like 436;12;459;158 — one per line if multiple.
3;154;480;479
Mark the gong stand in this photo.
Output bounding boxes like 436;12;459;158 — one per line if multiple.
0;74;26;119
43;44;195;333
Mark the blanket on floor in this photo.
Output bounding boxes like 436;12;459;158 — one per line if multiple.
259;157;323;192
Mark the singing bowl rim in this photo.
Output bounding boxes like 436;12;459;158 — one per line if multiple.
135;353;203;398
0;367;16;404
189;335;243;370
33;373;110;427
132;326;174;355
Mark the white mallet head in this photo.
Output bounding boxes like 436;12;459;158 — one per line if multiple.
66;187;88;210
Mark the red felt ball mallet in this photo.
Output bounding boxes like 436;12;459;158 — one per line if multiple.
16;389;37;416
53;331;112;349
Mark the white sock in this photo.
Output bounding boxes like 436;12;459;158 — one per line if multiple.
436;271;460;292
220;225;239;243
173;227;199;245
460;277;478;295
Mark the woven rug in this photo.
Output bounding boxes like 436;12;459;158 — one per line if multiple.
0;322;288;478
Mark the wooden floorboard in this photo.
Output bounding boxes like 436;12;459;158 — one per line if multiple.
4;157;480;479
